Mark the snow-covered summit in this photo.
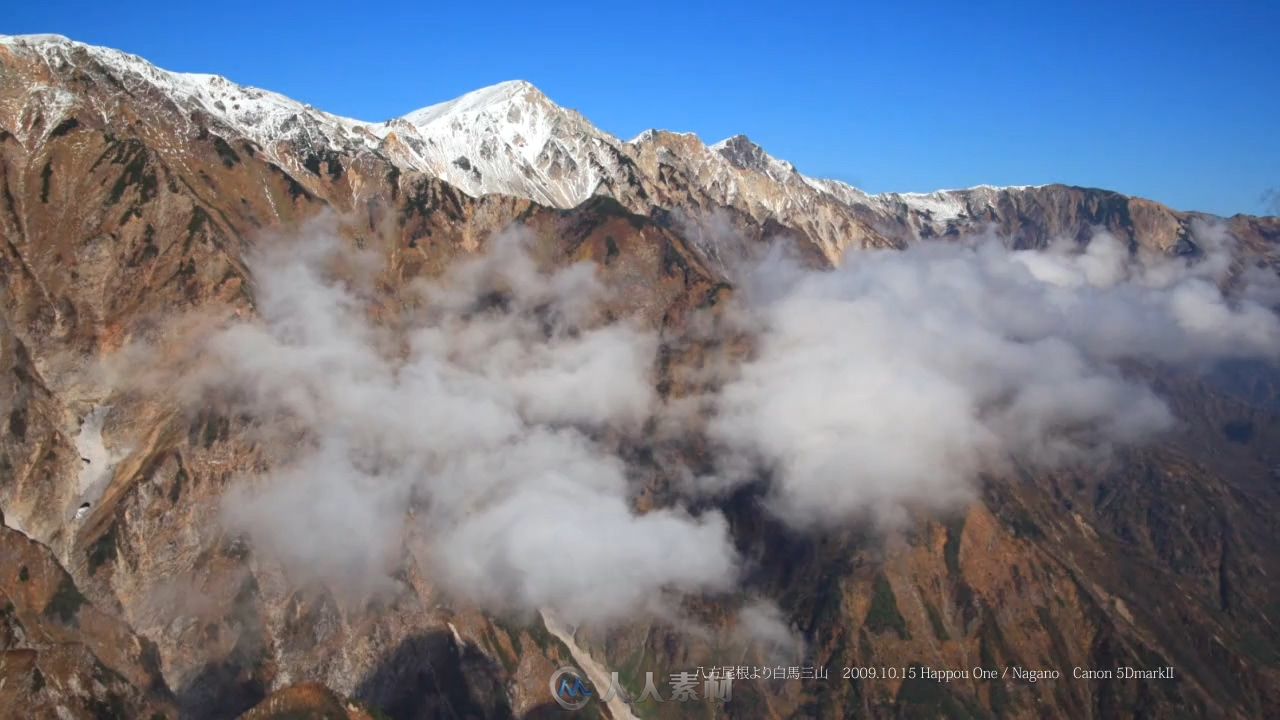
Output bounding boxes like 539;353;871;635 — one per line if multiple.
628;129;700;145
1;33;1039;256
1;33;374;153
402;80;542;127
382;77;635;207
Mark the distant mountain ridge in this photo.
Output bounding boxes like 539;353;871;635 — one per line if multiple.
5;33;1272;267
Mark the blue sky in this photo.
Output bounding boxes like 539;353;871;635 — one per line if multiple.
6;1;1278;216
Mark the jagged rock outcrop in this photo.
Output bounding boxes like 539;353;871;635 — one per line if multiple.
0;508;177;718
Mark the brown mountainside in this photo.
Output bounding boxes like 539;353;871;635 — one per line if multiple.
1;34;1279;720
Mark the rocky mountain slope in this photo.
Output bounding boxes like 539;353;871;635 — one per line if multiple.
2;33;1279;720
0;507;176;719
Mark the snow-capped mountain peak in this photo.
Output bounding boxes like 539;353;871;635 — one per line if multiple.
711;134;798;181
0;33;1048;260
0;33;373;154
381;79;633;208
1;36;625;207
401;80;542;127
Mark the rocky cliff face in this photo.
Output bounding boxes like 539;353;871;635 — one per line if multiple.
0;507;176;719
1;33;1279;720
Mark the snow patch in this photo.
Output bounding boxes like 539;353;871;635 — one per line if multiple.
401;80;538;127
888;191;969;223
542;609;639;720
73;405;125;516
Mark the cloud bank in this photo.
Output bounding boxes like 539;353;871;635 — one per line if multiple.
154;219;1278;626
187;227;737;624
709;225;1280;528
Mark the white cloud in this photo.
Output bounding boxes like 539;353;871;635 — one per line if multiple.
134;217;1280;627
187;225;737;624
708;225;1280;528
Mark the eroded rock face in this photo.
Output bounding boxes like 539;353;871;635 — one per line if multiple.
1;34;1279;720
0;510;177;719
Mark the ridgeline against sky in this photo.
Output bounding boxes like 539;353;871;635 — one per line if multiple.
5;0;1277;216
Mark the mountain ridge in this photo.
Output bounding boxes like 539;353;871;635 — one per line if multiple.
9;31;1259;269
4;33;1268;220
